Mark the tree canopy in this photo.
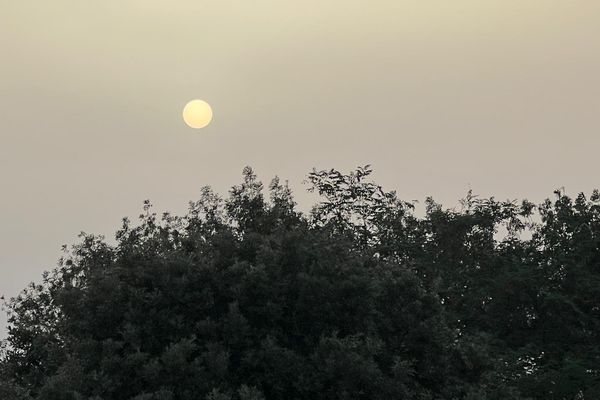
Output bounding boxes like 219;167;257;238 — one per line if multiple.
1;166;599;399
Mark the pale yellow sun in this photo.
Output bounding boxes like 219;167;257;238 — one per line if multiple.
182;99;213;129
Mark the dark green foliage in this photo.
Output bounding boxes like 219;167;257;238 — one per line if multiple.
1;167;599;399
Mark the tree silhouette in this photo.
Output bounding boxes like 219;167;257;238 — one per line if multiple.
1;167;599;399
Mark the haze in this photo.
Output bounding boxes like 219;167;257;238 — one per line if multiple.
1;1;599;337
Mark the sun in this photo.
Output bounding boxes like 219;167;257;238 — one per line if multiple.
182;99;213;129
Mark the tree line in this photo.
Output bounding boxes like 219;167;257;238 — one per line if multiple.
1;166;599;399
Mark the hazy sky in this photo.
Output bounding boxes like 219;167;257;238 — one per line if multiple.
1;1;599;336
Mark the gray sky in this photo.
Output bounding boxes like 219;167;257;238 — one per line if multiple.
1;1;599;337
